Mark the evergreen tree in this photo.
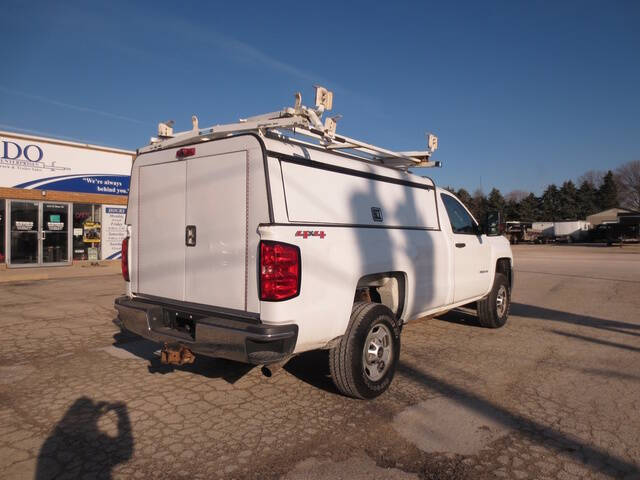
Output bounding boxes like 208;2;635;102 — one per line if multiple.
471;189;487;221
598;171;619;210
486;188;506;214
558;180;578;219
504;200;520;221
577;180;598;218
540;184;560;221
456;188;473;210
519;193;540;221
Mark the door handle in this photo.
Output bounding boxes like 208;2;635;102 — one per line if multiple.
455;242;466;248
185;225;197;247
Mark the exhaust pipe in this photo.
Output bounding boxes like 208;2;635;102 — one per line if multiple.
261;358;290;377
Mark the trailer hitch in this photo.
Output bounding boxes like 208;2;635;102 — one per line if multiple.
160;343;195;365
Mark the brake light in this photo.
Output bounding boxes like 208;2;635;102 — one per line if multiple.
260;241;300;301
121;237;130;282
176;147;195;158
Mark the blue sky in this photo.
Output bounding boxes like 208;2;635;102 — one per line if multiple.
1;0;638;195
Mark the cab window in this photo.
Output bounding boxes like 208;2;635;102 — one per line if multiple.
441;194;477;234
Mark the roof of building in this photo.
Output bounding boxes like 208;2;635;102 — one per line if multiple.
0;130;135;156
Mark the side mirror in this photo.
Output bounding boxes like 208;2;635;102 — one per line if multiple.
484;211;501;236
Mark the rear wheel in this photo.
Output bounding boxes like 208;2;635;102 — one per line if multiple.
477;273;510;328
329;302;400;399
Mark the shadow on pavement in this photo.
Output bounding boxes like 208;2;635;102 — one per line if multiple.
511;303;640;337
434;308;483;328
398;362;640;477
284;350;341;395
111;332;254;384
35;397;133;480
550;329;640;353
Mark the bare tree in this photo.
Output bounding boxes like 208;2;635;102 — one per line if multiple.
505;190;530;203
577;170;605;189
615;160;640;210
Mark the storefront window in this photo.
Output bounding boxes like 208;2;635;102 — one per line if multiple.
73;204;102;260
0;200;5;263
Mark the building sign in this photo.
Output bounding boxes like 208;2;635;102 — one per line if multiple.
101;205;127;260
1;135;132;195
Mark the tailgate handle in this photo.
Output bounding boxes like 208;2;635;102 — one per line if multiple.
185;225;197;247
455;242;466;248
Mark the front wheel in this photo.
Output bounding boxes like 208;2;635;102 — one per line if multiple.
329;302;401;399
477;273;510;328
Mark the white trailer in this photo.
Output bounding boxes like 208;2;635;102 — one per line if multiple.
553;221;590;242
531;222;555;238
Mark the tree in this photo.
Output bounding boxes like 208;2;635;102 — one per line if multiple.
504;199;521;221
540;184;560;221
471;189;487;221
456;188;473;209
577;170;605;189
486;188;506;211
577;180;599;218
519;193;540;221
558;180;578;219
615;160;640;210
598;170;618;210
505;190;529;203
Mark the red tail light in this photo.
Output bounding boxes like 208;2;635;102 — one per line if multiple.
176;147;196;158
260;241;300;301
121;237;130;282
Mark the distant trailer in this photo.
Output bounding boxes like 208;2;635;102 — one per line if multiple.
531;222;555;238
553;221;590;242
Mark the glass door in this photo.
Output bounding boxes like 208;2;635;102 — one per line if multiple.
9;200;39;265
42;203;70;264
8;200;71;267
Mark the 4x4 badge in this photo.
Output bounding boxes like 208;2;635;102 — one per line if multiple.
296;230;326;239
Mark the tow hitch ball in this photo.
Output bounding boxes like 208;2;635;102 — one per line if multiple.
160;343;195;365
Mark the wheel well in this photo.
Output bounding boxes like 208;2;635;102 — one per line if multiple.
496;258;512;289
354;272;406;319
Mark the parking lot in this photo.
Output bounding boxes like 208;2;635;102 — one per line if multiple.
1;245;639;479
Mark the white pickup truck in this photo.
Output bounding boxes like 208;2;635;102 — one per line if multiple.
115;88;513;399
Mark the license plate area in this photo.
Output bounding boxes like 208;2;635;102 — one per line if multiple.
163;308;201;340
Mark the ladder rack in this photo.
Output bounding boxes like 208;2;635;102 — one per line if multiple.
139;86;440;171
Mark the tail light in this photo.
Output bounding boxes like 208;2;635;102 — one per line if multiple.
176;147;196;158
260;241;300;301
121;237;130;282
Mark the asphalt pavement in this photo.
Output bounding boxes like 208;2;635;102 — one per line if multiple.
1;245;639;479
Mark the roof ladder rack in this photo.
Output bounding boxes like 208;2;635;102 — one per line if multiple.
139;86;440;171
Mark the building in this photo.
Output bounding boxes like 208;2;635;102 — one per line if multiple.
586;208;634;226
0;131;134;267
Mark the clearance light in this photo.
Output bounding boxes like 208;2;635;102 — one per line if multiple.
176;147;196;158
260;241;301;301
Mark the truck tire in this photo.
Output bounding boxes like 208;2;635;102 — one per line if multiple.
477;273;510;328
329;302;400;399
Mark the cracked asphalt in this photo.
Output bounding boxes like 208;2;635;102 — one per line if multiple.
1;245;639;479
